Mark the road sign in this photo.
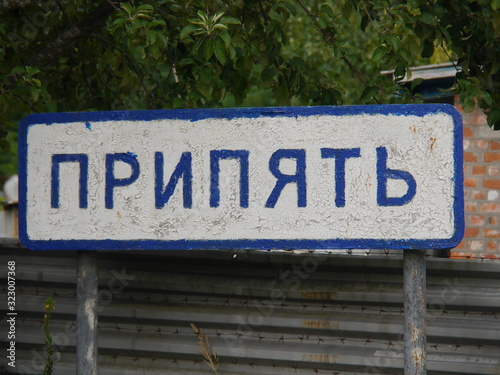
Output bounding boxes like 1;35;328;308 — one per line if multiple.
19;105;463;250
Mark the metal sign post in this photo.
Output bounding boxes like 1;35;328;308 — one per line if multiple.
76;251;98;375
404;249;427;375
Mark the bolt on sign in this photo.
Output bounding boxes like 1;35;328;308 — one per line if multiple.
19;105;464;251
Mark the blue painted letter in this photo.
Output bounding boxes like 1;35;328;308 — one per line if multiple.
210;150;249;208
377;147;417;206
266;149;306;208
51;154;89;209
155;152;192;209
105;153;140;209
321;148;361;207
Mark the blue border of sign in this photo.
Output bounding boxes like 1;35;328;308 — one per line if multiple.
18;104;464;251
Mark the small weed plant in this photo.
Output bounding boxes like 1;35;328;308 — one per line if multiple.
42;297;55;375
191;323;219;374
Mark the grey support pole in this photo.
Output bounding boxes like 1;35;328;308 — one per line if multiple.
403;249;427;375
76;251;98;375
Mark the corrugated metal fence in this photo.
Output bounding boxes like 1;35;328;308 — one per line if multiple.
1;239;500;374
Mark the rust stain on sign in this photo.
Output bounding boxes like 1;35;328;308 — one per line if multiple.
302;354;338;363
430;137;437;151
301;291;337;300
302;320;339;330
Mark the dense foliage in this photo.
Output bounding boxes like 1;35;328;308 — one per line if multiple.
1;0;499;176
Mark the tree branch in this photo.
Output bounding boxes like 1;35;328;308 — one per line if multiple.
92;34;151;104
340;55;380;104
13;93;37;112
360;0;373;23
295;0;335;43
24;2;116;67
0;2;117;98
295;0;382;102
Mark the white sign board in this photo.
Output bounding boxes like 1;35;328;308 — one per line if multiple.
19;105;464;250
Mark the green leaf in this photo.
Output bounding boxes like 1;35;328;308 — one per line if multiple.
325;88;342;105
46;100;57;112
221;16;241;25
191;38;204;55
289;57;304;70
421;39;434;59
394;61;406;81
199;66;213;84
386;35;399;51
493;13;500;38
180;24;199;39
212;24;229;31
490;60;500;75
203;38;214;60
137;4;154;12
11;66;25;74
157;33;169;48
197;80;212;100
212;12;225;24
214;37;227;65
27;66;41;76
462;97;476;113
146;31;157;46
112;18;126;30
360;85;377;102
372;45;387;64
487;108;500;130
188;89;204;103
28;87;41;102
261;66;276;82
197;10;208;23
419;12;436;25
342;1;353;18
407;35;422;56
121;3;133;14
283;2;297;16
218;30;231;48
188;19;207;27
411;78;424;91
360;15;369;32
172;97;184;109
482;91;493;106
275;79;290;105
319;18;329;29
320;4;334;18
178;58;195;67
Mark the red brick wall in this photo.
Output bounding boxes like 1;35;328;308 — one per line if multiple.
453;96;500;259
